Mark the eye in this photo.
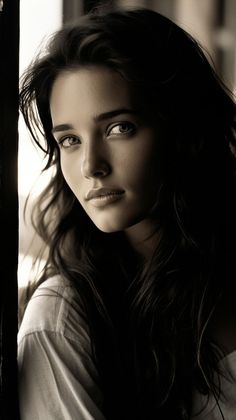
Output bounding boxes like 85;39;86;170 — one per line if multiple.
107;122;136;137
58;135;81;149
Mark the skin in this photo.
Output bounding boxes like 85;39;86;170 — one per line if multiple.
50;66;165;256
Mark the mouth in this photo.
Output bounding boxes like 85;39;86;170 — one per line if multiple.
85;188;125;207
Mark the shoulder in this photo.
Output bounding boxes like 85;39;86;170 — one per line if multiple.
18;276;105;419
18;275;89;347
192;351;236;419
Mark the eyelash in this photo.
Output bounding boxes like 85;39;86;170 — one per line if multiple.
58;135;81;149
106;122;136;137
57;122;136;149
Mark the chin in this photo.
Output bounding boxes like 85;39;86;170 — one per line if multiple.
91;213;146;234
91;216;129;233
94;222;123;233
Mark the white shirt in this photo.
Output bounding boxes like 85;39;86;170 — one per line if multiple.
18;276;105;420
18;275;236;419
192;351;236;419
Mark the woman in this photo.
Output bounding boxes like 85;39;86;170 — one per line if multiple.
18;6;236;420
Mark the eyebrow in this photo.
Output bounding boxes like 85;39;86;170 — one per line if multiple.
51;108;140;134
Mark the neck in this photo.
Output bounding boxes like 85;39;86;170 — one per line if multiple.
124;218;159;260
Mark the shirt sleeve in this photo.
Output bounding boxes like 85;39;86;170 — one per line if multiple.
191;351;236;419
18;278;106;420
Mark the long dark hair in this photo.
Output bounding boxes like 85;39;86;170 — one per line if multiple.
19;6;236;419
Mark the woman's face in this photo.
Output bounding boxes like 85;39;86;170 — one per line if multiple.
50;65;165;233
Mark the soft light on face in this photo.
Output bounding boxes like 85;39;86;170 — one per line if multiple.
50;66;164;234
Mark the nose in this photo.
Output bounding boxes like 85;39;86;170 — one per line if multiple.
81;142;111;179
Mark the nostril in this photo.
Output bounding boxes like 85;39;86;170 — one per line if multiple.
93;168;109;177
82;158;111;179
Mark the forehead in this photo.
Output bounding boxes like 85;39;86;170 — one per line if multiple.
50;66;135;122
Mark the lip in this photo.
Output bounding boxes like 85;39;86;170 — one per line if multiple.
85;188;125;207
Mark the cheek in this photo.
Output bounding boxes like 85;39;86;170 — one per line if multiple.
60;156;83;198
120;142;160;189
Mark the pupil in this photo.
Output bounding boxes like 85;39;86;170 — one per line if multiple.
120;124;128;132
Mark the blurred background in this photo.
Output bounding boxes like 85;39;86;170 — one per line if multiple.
18;0;236;291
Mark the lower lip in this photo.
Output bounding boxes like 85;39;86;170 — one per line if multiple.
89;192;125;208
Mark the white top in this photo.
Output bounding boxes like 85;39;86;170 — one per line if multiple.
18;276;105;420
18;275;236;419
192;351;236;419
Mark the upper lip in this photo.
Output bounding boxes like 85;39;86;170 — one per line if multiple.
86;187;125;200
